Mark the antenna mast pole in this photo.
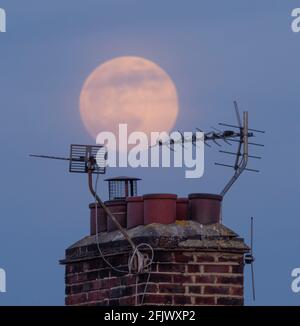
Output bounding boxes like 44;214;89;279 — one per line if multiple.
220;111;249;196
250;216;256;301
87;160;136;251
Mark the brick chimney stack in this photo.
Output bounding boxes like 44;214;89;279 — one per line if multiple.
60;189;249;306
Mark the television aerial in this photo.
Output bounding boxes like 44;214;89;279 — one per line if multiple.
30;144;149;275
153;101;265;196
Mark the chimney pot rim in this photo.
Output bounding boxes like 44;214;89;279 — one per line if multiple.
104;199;127;206
143;193;178;200
188;193;223;201
177;197;189;202
125;196;143;202
104;176;141;181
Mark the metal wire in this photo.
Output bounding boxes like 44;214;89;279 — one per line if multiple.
94;174;128;274
94;175;154;305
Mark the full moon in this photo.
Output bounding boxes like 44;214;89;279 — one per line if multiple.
79;56;179;141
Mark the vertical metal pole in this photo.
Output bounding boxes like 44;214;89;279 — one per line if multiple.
220;111;249;196
250;216;256;301
130;181;134;197
243;112;249;167
87;168;136;251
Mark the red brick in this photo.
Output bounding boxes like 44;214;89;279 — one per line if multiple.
66;265;73;275
174;252;194;263
107;255;128;267
218;255;243;264
66;293;87;305
110;286;135;298
231;264;244;274
188;264;200;273
143;294;172;305
66;247;79;258
69;284;83;295
159;263;185;273
174;295;192;305
195;275;215;284
150;273;173;283
86;271;100;281
216;275;243;285
173;274;193;284
204;265;230;274
189;286;202;294
90;279;102;291
83;282;94;292
87;290;108;302
120;275;136;286
138;273;151;283
138;283;158;294
217;297;243;306
64;246;246;307
153;251;173;262
77;273;88;283
65;286;71;295
86;269;109;280
194;296;215;305
231;287;243;296
159;284;185;294
102;277;121;289
65;274;77;284
195;254;215;263
65;296;71;305
83;262;89;272
72;263;84;273
204;286;230;295
109;298;120;306
95;299;109;306
110;268;130;277
84;259;107;271
119;296;136;305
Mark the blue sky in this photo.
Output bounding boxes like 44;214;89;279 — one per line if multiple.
0;0;299;305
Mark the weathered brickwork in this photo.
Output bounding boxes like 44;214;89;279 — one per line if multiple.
64;250;245;306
